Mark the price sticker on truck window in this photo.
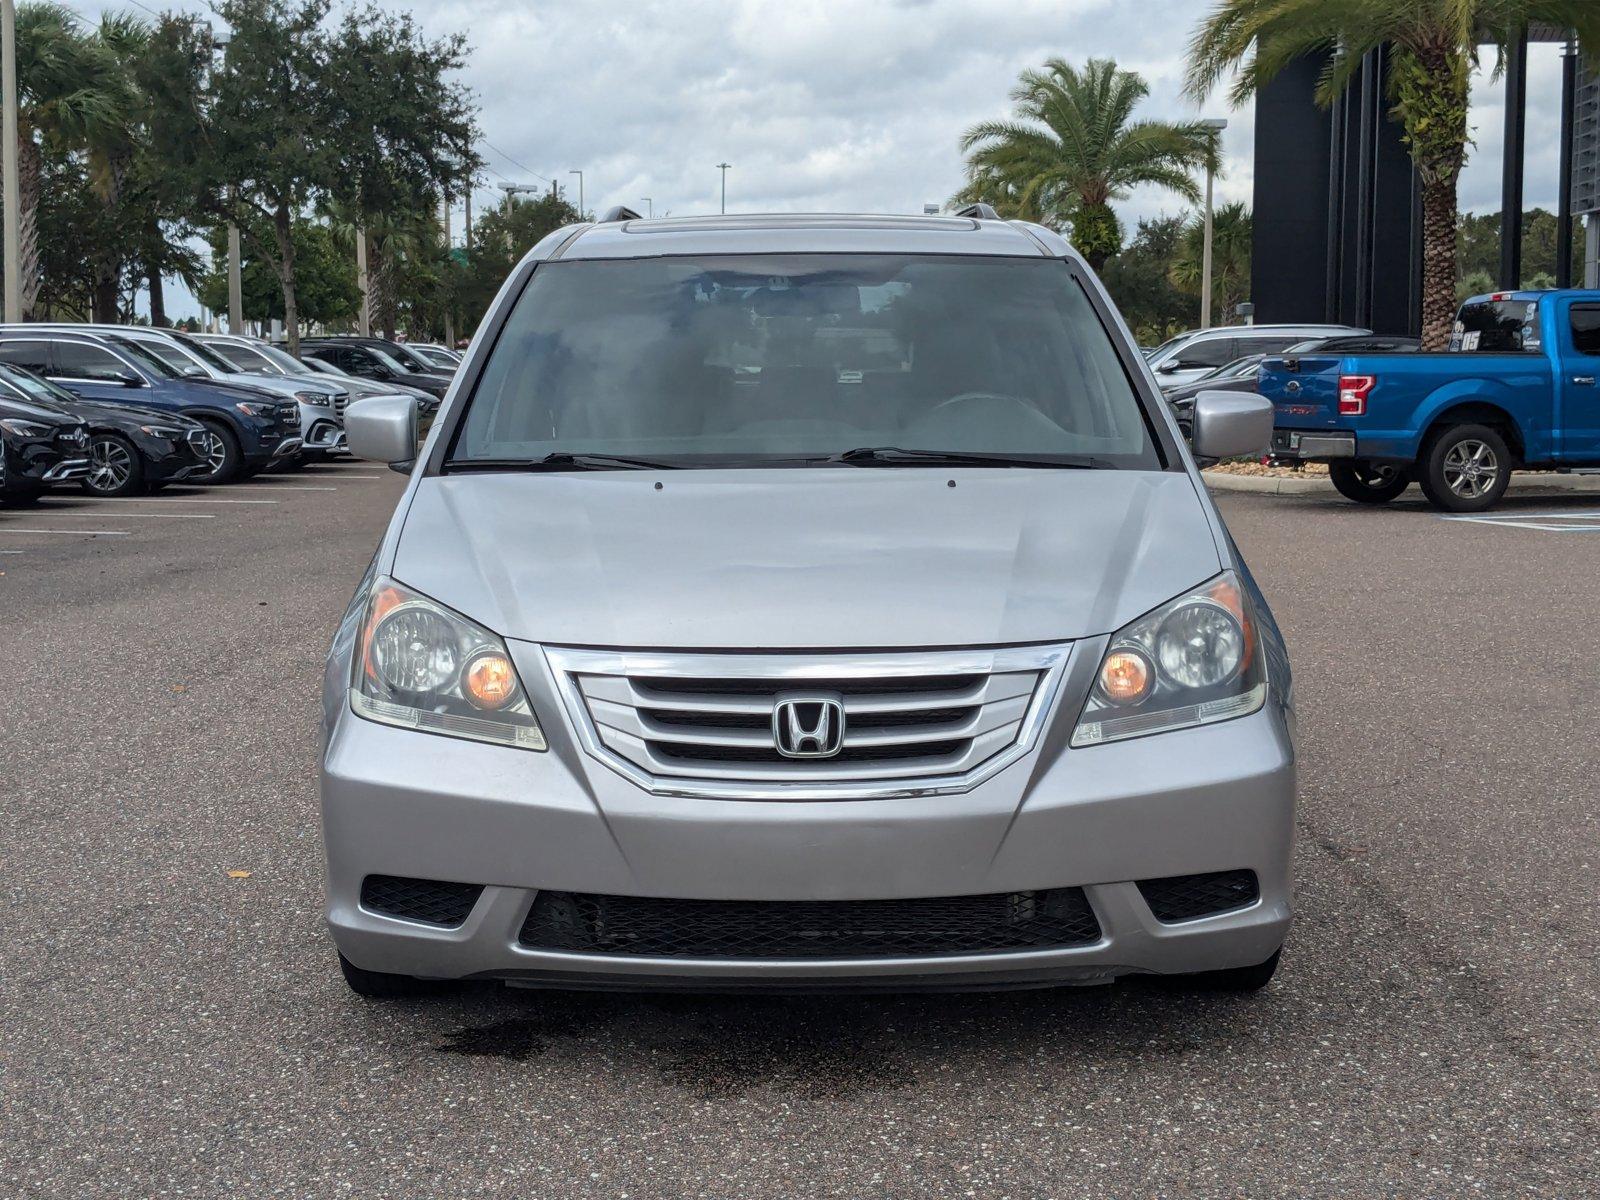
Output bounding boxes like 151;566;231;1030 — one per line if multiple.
1461;331;1481;352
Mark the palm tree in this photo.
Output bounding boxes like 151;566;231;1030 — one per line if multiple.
1172;201;1253;320
13;3;136;318
1186;1;1600;350
957;58;1220;269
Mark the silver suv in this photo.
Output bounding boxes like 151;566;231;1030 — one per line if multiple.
326;209;1295;997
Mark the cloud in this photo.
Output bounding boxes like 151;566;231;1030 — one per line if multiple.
84;0;1571;318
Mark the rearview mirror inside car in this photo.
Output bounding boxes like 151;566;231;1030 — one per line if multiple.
345;394;418;471
1190;391;1273;460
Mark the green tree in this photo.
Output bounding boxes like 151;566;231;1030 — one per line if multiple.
1171;201;1252;322
1186;0;1600;350
197;217;358;326
195;0;472;352
459;191;581;330
1100;214;1195;344
10;2;136;317
955;58;1219;269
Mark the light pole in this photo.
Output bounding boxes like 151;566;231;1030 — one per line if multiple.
1198;117;1227;330
641;197;653;218
498;182;540;252
716;162;731;214
569;170;583;218
1;0;18;322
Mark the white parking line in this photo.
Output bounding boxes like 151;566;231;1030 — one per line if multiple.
238;484;337;492
31;511;215;520
1443;511;1600;532
0;527;129;536
88;496;279;505
0;548;22;554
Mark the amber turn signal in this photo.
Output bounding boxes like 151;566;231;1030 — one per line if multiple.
1098;649;1154;705
463;651;518;710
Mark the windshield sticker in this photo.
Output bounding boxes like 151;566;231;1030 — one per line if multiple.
1460;330;1481;352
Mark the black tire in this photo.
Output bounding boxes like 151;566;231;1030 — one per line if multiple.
1328;460;1410;505
81;432;146;498
1418;423;1511;513
338;951;453;998
1170;948;1282;993
193;419;243;485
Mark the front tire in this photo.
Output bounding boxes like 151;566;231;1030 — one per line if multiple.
337;952;454;998
1419;424;1511;513
1328;460;1409;505
82;433;145;498
193;420;243;485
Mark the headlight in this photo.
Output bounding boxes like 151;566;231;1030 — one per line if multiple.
234;401;274;417
350;576;546;751
1071;572;1266;747
0;418;52;437
294;390;331;407
139;424;186;437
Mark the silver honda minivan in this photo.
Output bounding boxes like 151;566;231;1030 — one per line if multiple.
324;209;1294;997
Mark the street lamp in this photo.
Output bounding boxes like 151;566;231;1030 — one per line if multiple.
717;162;731;214
568;170;583;218
1198;117;1228;330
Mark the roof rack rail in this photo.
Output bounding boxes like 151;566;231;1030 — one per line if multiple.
954;202;1000;221
597;205;643;223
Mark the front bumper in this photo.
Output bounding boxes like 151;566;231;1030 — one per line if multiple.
323;642;1296;990
42;457;90;482
303;419;346;452
267;435;304;462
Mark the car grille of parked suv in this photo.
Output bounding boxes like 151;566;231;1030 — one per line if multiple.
518;888;1102;959
545;646;1072;799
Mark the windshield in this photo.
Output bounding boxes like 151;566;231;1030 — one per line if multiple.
1451;299;1541;353
1145;332;1195;367
0;361;81;406
209;341;277;373
105;336;185;379
252;343;310;374
449;255;1158;469
385;342;433;371
170;332;246;373
303;356;350;377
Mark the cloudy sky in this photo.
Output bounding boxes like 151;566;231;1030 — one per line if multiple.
89;0;1579;319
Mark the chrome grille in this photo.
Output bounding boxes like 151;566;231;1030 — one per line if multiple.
545;645;1072;800
332;389;349;418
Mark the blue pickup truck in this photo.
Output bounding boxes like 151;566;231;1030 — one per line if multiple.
1258;290;1600;512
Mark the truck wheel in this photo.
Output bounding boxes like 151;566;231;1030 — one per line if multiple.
194;420;243;485
1329;461;1410;505
1419;424;1511;513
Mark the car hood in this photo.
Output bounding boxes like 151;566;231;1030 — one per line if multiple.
391;469;1224;649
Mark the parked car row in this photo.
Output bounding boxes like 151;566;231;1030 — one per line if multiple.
0;326;447;502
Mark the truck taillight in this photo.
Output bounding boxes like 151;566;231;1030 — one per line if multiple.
1338;374;1375;416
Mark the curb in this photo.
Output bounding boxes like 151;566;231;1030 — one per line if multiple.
1203;471;1600;497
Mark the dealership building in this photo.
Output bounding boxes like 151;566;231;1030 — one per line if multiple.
1253;25;1595;334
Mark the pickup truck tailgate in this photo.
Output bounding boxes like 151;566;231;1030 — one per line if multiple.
1259;356;1345;428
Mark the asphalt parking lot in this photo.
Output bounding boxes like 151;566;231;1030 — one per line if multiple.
4;470;1598;1198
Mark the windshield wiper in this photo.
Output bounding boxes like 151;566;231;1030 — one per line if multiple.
823;446;1116;470
445;452;682;473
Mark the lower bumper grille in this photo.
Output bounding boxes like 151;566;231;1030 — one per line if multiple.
518;888;1101;959
1137;869;1259;923
360;874;483;927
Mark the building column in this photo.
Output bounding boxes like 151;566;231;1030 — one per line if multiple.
1500;25;1528;290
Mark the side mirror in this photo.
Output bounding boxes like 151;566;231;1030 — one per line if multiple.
345;394;418;470
1191;391;1273;460
1157;361;1180;375
118;372;144;387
